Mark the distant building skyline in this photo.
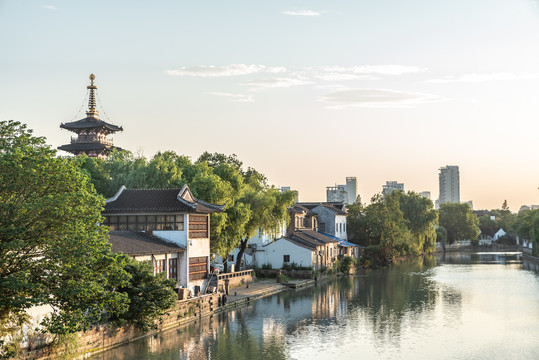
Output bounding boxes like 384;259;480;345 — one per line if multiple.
438;166;460;206
326;177;357;205
382;181;404;197
419;191;431;200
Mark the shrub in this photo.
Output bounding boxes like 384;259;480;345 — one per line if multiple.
497;234;516;245
361;245;394;269
276;274;290;283
282;262;312;271
338;256;357;273
261;263;273;270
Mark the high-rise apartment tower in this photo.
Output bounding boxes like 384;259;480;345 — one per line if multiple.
438;166;460;205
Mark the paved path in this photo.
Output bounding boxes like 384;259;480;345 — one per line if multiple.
225;280;287;303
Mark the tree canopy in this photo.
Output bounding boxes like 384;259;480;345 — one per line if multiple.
438;202;479;244
347;191;438;266
78;149;297;270
0;121;177;356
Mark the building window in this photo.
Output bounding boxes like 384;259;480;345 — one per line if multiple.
104;214;184;232
319;223;325;232
169;258;177;279
189;256;208;281
155;259;166;274
344;223;346;232
189;215;208;238
228;254;234;262
283;255;290;263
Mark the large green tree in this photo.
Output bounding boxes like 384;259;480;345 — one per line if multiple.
0;121;131;336
0;121;178;355
438;202;479;245
398;191;438;254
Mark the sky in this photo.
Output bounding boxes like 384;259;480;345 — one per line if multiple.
2;0;539;211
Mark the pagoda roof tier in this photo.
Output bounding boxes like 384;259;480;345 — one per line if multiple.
60;116;123;133
58;142;122;153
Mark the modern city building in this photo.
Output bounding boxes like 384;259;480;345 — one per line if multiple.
419;191;431;200
58;74;123;158
438;165;460;205
326;177;357;204
382;181;404;197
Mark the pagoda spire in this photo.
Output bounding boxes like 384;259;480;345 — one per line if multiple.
86;73;99;118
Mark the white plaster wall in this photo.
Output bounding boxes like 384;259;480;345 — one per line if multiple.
335;215;347;240
178;252;188;287
153;230;187;248
255;238;313;269
188;238;210;258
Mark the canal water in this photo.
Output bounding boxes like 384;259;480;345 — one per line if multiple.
92;252;539;359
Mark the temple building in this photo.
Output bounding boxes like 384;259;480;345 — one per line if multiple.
58;74;123;158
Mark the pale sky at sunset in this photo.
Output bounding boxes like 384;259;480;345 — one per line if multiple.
2;0;539;211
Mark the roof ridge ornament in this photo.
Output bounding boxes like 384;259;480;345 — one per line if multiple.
86;73;99;118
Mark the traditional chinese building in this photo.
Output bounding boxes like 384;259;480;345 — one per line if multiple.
58;74;123;158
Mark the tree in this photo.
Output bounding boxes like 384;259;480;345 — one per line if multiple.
479;214;497;238
0;121;131;336
438;203;479;245
398;191;438;254
108;257;177;331
502;200;509;211
530;211;539;256
235;187;297;270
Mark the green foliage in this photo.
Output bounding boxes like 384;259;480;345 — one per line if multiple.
436;225;448;244
261;263;273;270
334;256;357;273
479;214;497;238
0;120;132;337
361;245;394;269
530;211;539;257
109;258;177;331
347;191;438;266
276;274;290;283
0;121;182;353
281;262;312;271
438;202;480;245
496;234;516;245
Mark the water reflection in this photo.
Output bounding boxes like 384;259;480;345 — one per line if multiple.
94;253;539;360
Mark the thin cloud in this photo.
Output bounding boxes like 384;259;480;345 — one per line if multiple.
207;92;254;103
319;88;445;109
41;5;58;10
426;72;539;83
241;77;313;91
166;64;286;77
283;10;321;17
318;65;427;76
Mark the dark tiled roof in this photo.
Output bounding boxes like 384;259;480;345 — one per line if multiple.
289;229;337;249
283;237;318;251
103;186;224;214
60;116;123;132
297;202;347;215
320;204;347;216
109;231;185;255
58;143;121;152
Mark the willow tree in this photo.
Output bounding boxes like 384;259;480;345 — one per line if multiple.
235;187;297;270
398;191;438;254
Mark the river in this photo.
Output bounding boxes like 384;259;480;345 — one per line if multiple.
92;252;539;359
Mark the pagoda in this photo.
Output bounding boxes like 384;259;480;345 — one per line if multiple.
58;74;123;158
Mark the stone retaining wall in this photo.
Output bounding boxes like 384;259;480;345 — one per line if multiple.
17;293;225;360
